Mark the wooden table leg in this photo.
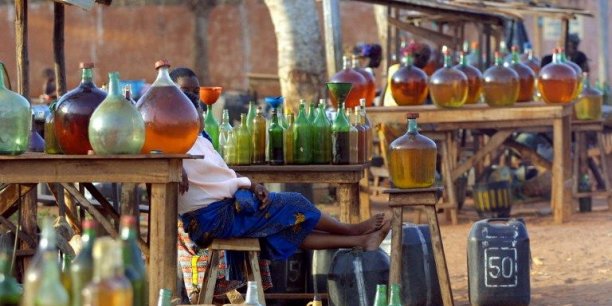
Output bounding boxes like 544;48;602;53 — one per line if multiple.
149;183;178;303
19;186;38;276
423;205;454;306
441;135;458;225
336;183;360;224
597;133;612;210
359;169;371;221
553;116;572;223
389;206;403;286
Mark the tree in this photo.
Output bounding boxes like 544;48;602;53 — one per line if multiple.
263;0;326;112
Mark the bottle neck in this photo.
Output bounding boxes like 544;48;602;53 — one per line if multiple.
120;223;137;241
157;289;172;306
352;57;360;69
511;50;520;64
244;282;260;304
552;52;561;64
154;66;175;86
123;86;132;100
107;72;121;96
407;118;418;133
527;49;534;60
342;56;351;70
403;55;414;67
389;285;401;303
222;111;230;124
81;228;96;249
459;53;467;66
81;68;94;84
271;109;279;123
0;253;10;275
241;114;247;126
583;73;590;88
494;54;503;66
443;54;452;68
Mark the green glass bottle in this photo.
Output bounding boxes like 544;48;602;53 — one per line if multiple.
120;216;147;306
70;219;96;306
246;101;257;133
252;107;267;164
0;62;31;155
347;108;359;164
0;250;21;306
22;218;56;306
332;103;351;165
293;101;312;164
204;104;220;151
373;284;387;306
268;108;284;165
359;99;373;161
279;105;288;130
284;113;295;164
236;114;252;165
156;289;172;306
352;107;367;164
34;252;69;306
388;284;402;306
60;254;72;304
44;102;62;154
307;101;317;124
312;100;331;164
224;129;238;165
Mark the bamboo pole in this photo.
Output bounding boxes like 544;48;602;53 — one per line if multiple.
53;2;67;96
15;0;29;99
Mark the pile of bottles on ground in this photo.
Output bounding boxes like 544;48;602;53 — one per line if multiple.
0;217;150;306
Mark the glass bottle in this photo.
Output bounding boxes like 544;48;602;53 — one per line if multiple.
390;55;429;106
347;108;359;164
483;52;519;107
136;60;200;154
44;102;62;154
60;254;72;304
521;47;541;75
506;46;536;102
251;107;267;164
352;55;376;106
88;72;145;155
82;237;133;306
454;51;483;104
332;103;351;165
243;281;263;306
0;250;21;306
373;284;387;306
268;108;284;165
156;289;172;306
123;85;136;105
218;109;233;158
34;252;69;306
352;108;366;164
388;284;402;306
312;100;331;164
70;219;96;306
283;114;295;164
293;101;312;164
575;73;602;120
0;62;31;155
388;113;437;188
204;104;220;152
236;114;252;165
120;216;147;306
307;101;317;125
22;218;56;306
28;116;45;152
359;99;373;161
537;49;578;104
246;101;257;133
559;50;583;99
54;62;106;155
223;129;237;165
429;47;468;108
329;56;368;109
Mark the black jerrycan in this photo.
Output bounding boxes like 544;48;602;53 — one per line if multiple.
268;248;308;293
468;218;530;306
309;249;338;294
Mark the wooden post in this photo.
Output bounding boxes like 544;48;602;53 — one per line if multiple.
15;0;29;99
598;0;609;84
533;15;542;56
19;187;37;275
323;0;342;79
53;2;67;96
559;17;569;51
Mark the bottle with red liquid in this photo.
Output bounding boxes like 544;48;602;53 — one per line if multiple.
352;55;376;106
329;56;367;109
454;51;483;104
537;49;578;104
390;55;429;106
506;46;536;102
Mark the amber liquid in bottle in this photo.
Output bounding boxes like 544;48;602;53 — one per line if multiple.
538;49;578;104
251;107;267;164
352;108;367;164
332;103;351;165
390;55;429;106
329;56;368;109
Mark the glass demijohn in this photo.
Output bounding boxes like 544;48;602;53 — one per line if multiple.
352;55;376;106
429;47;468;108
0;62;31;155
575;73;602;120
537;49;578;104
506;46;535;102
329;56;367;109
0;250;21;306
483;52;519;107
390;55;429;106
454;52;483;104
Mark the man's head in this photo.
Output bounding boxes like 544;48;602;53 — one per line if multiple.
170;67;203;129
567;33;581;57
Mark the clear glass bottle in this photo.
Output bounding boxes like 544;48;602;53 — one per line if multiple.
454;51;483;104
293;101;312;164
332;103;351;165
0;62;31;155
34;252;69;306
136;60;200;154
44;102;62;154
22;218;56;306
329;56;368;109
268;108;284;165
373;284;387;306
390;55;429;106
429;48;468;108
70;219;96;306
0;250;21;306
88;72;145;154
506;46;536;102
359;99;373;161
388;283;402;306
223;129;238;165
218;109;233;158
352;55;376;106
312;100;331;164
236;114;252;165
537;49;578;104
156;289;171;306
388;113;437;188
284;114;295;164
252;107;267;164
204;104;220;152
82;237;133;306
483;52;520;107
352;108;366;164
243;281;263;306
120;216;147;306
575;73;602;120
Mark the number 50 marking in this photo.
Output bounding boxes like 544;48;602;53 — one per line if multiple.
484;247;518;288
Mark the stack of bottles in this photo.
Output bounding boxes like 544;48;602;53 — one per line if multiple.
207;98;373;166
373;283;404;306
18;216;148;306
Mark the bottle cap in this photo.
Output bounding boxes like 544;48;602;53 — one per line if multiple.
155;59;171;70
120;215;137;227
82;219;97;230
406;112;419;119
79;62;94;69
511;45;519;52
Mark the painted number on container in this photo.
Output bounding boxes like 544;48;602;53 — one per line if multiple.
484;247;518;288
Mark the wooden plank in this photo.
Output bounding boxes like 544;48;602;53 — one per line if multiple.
0;153;200;160
387;192;439;207
451;130;513;180
61;183;118;238
423;206;454;306
53;2;66;96
552;116;572;223
248;250;266;305
19;187;37;275
0;216;36;248
389;206;403;286
323;0;343;79
440;139;458;225
210;238;261;251
15;0;29;98
148;183;178;305
504;138;553;171
201;250;219;304
0;184;33;215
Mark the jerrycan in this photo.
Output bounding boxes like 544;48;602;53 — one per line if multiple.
468;218;530;306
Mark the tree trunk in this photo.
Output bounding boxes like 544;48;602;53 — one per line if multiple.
192;1;214;86
373;5;388;72
264;0;326;112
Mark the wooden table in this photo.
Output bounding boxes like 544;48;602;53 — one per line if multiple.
368;102;573;224
231;164;367;223
0;153;195;304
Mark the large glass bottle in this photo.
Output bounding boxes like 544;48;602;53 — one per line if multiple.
82;237;133;306
0;250;21;306
88;72;145;154
54;62;106;155
136;60;200;154
120;216;147;306
332;103;351;165
218;109;233;158
329;56;368;109
388;113;437;188
521;47;541;75
352;108;366;164
429;48;468;108
204;104;220;151
352;55;376;106
293;101;312;164
252;107;267;164
268;108;284;165
312;101;331;164
284;114;295;164
506;46;536;102
373;284;387;306
575;73;602;120
537;49;578;104
559;50;583;98
483;52;519;107
388;284;402;306
22;218;56;306
359;99;373;161
0;62;31;155
236;114;252;165
70;219;96;306
390;55;429;106
35;251;69;306
454;52;483;104
44;102;62;154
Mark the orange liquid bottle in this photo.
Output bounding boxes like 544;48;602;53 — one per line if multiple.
454;51;483;104
537;49;578;104
429;47;468;108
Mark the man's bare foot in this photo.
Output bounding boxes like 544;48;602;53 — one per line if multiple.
351;213;386;235
363;219;391;251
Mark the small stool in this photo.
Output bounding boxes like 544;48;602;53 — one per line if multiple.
200;238;266;305
383;186;454;306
